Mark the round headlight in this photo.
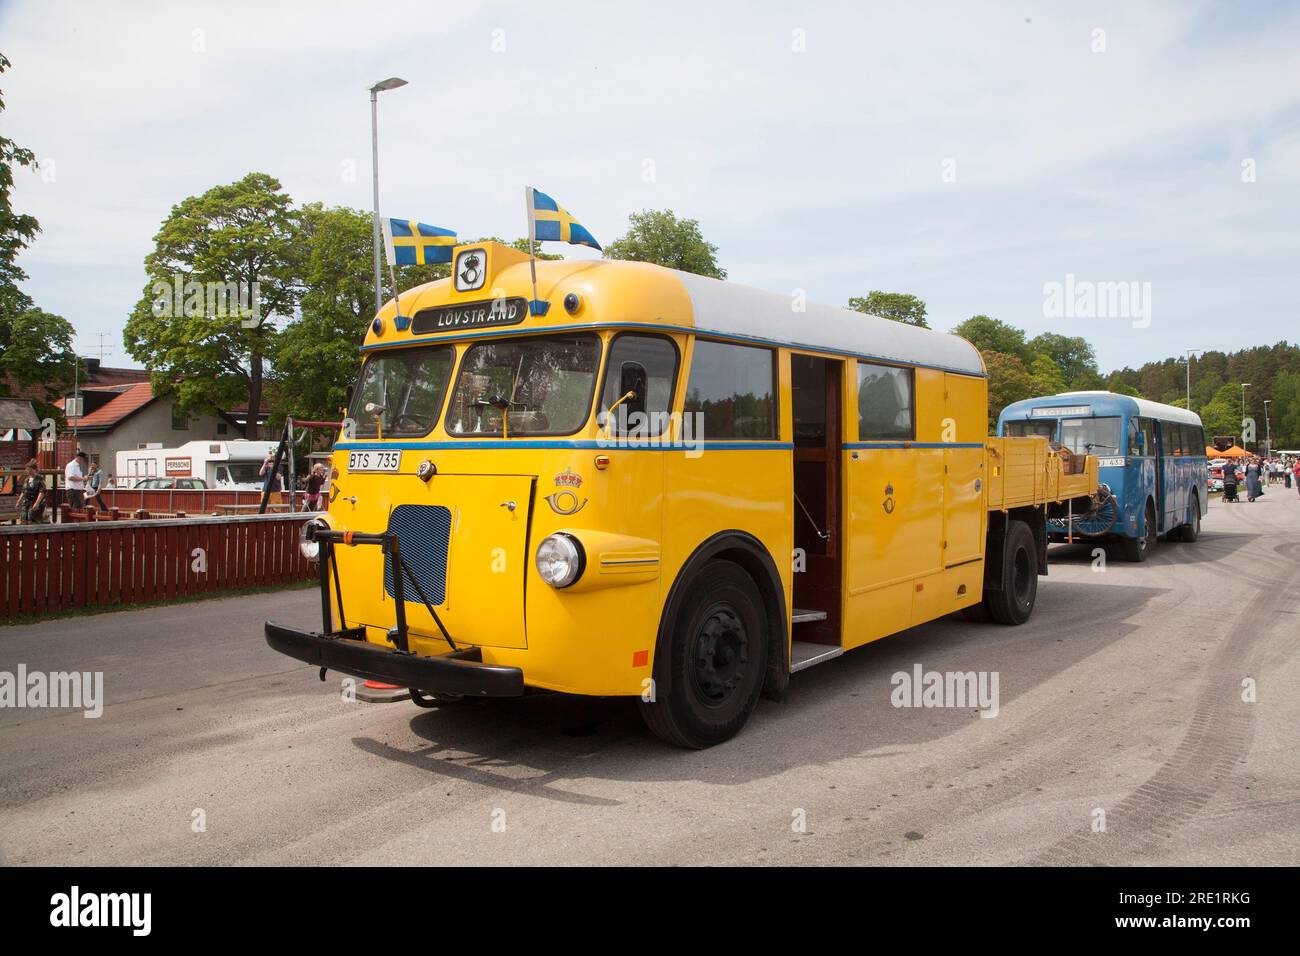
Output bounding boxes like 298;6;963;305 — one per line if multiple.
299;517;330;561
535;533;584;588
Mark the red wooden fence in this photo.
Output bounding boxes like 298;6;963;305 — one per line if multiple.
0;513;315;622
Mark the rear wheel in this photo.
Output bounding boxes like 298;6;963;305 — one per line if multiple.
1122;501;1157;562
639;560;768;749
984;520;1037;625
1176;494;1201;542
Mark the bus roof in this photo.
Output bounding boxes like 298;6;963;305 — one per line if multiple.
365;244;986;377
999;390;1204;426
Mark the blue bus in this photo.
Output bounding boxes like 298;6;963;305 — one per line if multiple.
997;391;1207;562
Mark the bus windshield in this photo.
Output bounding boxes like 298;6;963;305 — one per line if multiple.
348;346;454;438
1059;416;1122;455
1003;419;1057;440
446;333;602;436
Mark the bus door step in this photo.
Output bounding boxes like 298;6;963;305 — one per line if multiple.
792;608;828;624
791;640;844;673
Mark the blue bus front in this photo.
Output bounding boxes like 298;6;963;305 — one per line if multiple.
997;393;1205;547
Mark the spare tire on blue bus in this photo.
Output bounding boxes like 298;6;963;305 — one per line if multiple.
639;560;769;748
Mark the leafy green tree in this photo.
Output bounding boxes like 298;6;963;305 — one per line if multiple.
0;52;79;404
952;315;1030;363
604;209;725;279
272;204;373;422
1027;332;1098;387
1199;382;1243;442
124;173;302;437
984;351;1038;432
1028;353;1067;396
847;291;929;328
1271;370;1300;449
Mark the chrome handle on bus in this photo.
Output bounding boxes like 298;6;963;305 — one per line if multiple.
501;500;516;512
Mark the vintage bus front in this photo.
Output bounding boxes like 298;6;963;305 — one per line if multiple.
265;242;688;700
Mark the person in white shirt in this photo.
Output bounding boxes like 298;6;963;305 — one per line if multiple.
64;450;88;510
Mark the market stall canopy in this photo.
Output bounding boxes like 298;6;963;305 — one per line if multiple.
0;398;40;432
1208;444;1248;457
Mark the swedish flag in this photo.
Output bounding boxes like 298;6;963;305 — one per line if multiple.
381;218;457;266
526;187;601;250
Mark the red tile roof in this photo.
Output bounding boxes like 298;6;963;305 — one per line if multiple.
62;381;157;431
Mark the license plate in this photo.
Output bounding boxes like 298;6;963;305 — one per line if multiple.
348;450;401;473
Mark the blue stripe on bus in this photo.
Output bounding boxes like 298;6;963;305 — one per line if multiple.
335;440;795;451
844;441;985;449
359;321;988;378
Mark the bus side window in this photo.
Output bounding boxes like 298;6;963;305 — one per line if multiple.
1127;418;1141;456
600;334;679;437
1138;418;1156;457
683;340;777;439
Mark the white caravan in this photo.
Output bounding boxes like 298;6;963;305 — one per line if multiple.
115;440;277;490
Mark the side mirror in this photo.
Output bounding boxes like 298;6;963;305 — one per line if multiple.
619;362;648;418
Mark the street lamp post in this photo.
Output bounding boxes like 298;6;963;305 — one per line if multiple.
1263;400;1271;457
1185;348;1204;412
1241;383;1251;452
369;77;408;314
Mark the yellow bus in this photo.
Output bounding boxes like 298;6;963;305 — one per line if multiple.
266;241;1099;747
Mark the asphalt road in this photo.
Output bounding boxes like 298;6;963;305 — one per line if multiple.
2;491;1297;866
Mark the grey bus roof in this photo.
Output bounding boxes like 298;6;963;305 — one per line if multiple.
1054;391;1204;426
671;270;986;376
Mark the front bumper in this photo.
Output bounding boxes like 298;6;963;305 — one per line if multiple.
264;622;525;697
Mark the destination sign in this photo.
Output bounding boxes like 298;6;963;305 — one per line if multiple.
412;297;529;334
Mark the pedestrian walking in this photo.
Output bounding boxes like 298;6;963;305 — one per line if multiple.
303;463;326;511
85;461;110;513
64;450;88;510
1245;458;1264;502
18;459;48;524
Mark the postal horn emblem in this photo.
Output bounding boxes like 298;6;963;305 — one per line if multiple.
545;491;587;516
459;253;482;286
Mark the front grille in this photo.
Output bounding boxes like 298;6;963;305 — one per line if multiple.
384;504;452;606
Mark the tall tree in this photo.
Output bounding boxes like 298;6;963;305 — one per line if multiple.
604;209;726;279
984;352;1038;431
124;173;301;437
952;315;1031;363
847;291;929;328
1027;332;1099;388
0;51;79;404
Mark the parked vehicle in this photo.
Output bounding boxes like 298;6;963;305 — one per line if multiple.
999;392;1207;562
116;440;278;491
131;477;209;490
263;240;1102;748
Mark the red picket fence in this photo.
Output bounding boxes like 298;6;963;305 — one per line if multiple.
0;512;315;622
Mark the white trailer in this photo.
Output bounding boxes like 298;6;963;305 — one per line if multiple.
115;440;277;490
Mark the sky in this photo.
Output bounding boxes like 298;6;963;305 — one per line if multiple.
3;0;1299;374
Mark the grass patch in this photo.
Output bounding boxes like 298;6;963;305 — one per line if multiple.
1;579;317;627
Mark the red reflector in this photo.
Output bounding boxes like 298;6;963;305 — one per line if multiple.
632;650;649;667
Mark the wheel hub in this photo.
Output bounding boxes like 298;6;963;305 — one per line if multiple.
693;607;748;703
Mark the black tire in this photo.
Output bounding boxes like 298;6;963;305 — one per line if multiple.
639;560;768;749
984;520;1037;625
1176;494;1201;542
960;602;991;623
1122;500;1157;562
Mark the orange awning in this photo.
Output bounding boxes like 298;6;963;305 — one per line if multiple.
1208;445;1248;458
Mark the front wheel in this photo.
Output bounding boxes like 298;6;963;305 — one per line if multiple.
639;560;768;749
984;520;1038;625
1122;501;1158;562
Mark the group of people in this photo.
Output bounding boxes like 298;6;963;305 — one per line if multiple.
15;451;111;524
1221;456;1300;503
258;450;329;511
